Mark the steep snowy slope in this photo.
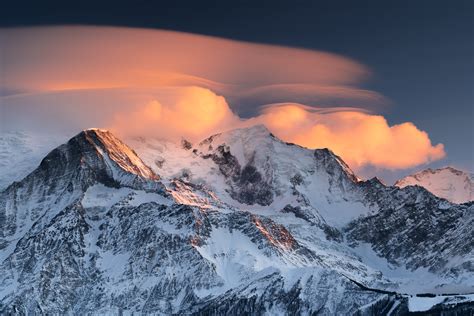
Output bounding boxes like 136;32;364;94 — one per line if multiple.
395;167;473;204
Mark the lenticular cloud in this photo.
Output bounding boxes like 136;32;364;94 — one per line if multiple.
0;26;445;170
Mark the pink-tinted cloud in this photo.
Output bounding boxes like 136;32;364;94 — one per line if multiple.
110;87;241;139
0;26;377;109
0;26;445;171
252;103;446;170
109;94;445;170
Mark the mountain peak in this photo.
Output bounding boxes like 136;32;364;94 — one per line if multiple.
73;129;160;181
197;125;278;159
15;128;163;193
434;166;469;176
200;124;272;144
82;127;110;133
234;124;271;134
395;166;473;204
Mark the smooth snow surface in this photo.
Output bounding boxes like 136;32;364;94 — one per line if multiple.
407;294;474;312
408;296;446;312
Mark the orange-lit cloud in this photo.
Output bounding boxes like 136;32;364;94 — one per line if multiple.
0;26;383;111
0;26;445;171
2;26;367;88
108;94;445;170
110;87;241;139
252;104;446;169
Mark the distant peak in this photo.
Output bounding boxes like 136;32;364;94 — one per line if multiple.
408;166;469;178
395;166;473;203
437;166;469;175
181;138;193;150
367;176;385;186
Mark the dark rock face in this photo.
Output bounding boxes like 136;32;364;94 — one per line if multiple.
281;204;316;224
181;139;193;150
230;164;273;206
1;203;93;314
203;144;274;206
0;195;328;314
280;204;343;241
345;198;473;274
205;144;241;178
345;180;474;275
314;148;359;185
0;201;221;314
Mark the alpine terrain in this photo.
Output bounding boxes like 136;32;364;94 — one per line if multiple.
0;126;473;315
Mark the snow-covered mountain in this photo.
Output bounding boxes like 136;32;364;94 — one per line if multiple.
395;167;474;204
0;126;473;314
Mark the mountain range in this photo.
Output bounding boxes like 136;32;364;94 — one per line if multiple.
0;126;472;315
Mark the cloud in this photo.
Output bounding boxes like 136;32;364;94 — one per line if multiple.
0;26;383;116
110;87;241;139
0;26;445;171
232;84;387;116
252;104;446;170
1;26;367;87
108;95;445;170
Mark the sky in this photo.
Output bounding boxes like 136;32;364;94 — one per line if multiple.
0;0;472;183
